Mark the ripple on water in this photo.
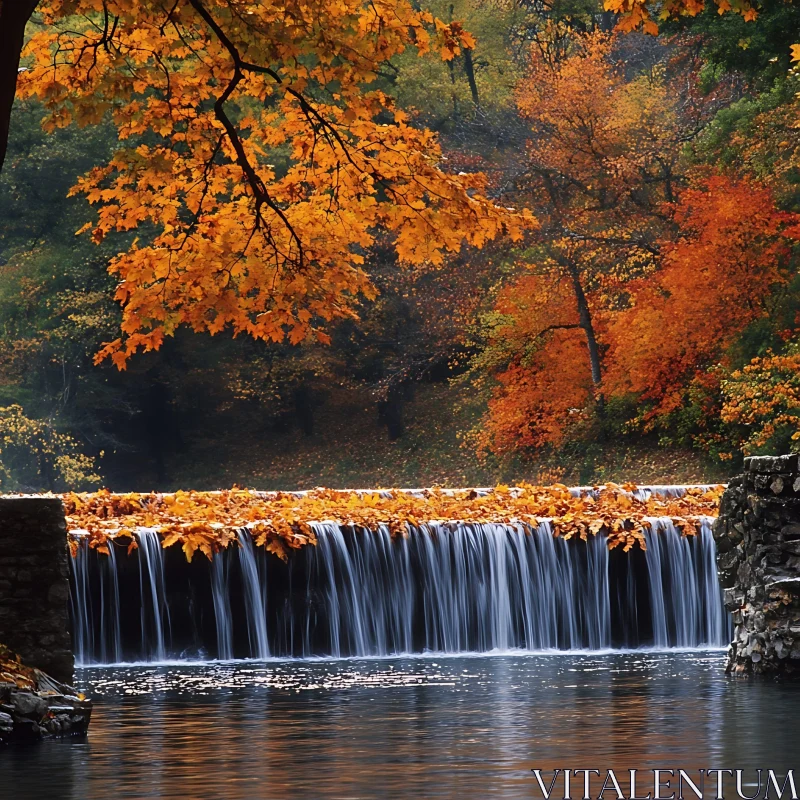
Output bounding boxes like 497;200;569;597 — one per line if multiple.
3;651;798;800
76;650;723;696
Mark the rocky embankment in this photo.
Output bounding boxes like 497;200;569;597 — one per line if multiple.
713;454;800;676
0;643;91;743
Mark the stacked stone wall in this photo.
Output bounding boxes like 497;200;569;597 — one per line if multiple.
714;454;800;675
0;497;72;683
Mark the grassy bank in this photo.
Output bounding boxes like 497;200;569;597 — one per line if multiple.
141;383;731;492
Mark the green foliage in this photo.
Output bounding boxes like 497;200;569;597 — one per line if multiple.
691;77;797;174
392;0;521;123
667;0;800;84
0;101;118;256
0;101;131;483
391;0;602;147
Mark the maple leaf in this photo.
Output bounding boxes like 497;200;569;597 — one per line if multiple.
62;484;722;561
17;0;533;368
605;0;760;31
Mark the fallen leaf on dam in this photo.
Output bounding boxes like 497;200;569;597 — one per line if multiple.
58;483;725;561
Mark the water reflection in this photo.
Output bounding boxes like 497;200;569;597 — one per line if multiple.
1;652;798;800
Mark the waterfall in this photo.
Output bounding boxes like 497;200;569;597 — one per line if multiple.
643;518;727;648
136;529;171;661
69;519;729;664
698;519;728;646
68;537;122;664
237;530;270;660
99;543;123;664
211;556;234;660
69;537;93;665
305;521;609;656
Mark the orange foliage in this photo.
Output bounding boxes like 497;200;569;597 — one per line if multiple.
516;32;680;234
62;483;725;559
604;175;800;425
477;274;594;452
18;1;530;367
605;0;759;35
476;33;688;454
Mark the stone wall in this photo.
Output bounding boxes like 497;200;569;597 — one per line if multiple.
713;454;800;676
0;498;73;683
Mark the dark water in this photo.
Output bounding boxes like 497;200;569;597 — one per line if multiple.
2;651;799;800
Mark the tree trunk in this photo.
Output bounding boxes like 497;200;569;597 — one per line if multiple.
568;264;605;413
293;385;315;437
463;48;480;107
446;4;460;118
0;0;39;172
447;59;459;118
378;385;406;441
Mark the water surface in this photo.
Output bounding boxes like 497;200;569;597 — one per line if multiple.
2;651;798;800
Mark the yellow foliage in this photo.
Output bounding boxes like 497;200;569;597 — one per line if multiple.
0;405;101;491
0;643;37;692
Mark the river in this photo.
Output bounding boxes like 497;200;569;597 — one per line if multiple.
2;650;798;799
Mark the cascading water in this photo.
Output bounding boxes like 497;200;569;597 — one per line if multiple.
70;537;124;665
136;530;170;661
643;518;727;648
68;514;730;665
69;536;93;664
99;543;123;664
237;529;270;660
211;556;234;661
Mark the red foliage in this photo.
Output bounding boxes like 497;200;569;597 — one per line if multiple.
604;175;800;425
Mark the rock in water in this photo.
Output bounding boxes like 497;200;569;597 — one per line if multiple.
0;643;91;744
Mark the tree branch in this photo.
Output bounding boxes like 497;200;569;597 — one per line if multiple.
187;0;305;269
533;323;581;340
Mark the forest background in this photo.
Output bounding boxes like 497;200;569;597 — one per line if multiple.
2;0;800;492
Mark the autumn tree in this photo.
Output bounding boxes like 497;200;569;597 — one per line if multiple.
471;32;716;455
471;272;599;453
720;340;800;453
0;0;40;169
15;1;528;369
0;404;100;491
655;15;800;460
473;172;800;461
515;32;700;391
603;174;800;432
